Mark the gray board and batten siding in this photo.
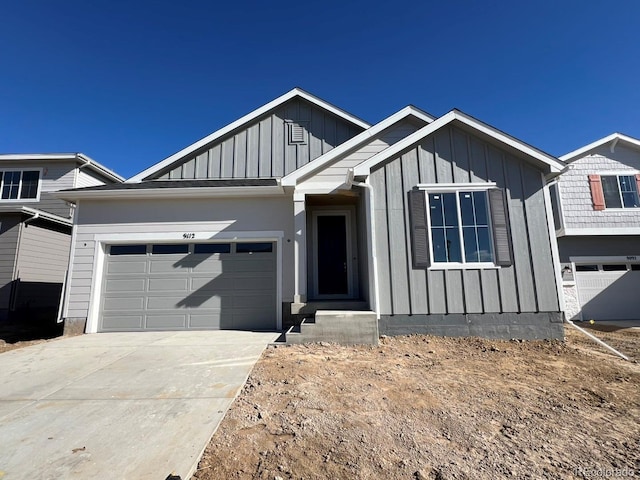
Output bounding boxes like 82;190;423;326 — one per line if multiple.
370;125;562;339
153;98;364;180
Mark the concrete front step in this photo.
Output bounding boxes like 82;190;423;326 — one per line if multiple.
285;310;378;345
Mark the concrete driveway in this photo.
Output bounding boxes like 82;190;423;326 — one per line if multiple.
0;330;279;480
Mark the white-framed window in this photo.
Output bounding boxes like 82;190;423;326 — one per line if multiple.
427;190;494;265
408;183;512;270
0;170;41;201
601;175;640;208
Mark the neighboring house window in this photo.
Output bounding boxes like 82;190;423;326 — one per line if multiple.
0;170;40;200
408;187;513;269
589;174;640;210
601;175;640;208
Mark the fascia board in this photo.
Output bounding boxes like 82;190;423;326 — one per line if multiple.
76;154;125;183
0;154;125;183
281;106;435;187
16;206;73;226
353;111;565;176
127;88;371;183
560;227;640;236
53;185;285;201
560;133;640;162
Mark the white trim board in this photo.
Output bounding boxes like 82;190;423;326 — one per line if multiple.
128;88;371;183
353;110;565;177
281;106;435;187
558;227;640;236
570;255;640;263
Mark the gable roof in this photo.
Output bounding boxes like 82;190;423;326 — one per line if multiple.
128;88;371;183
280;105;435;187
559;133;640;163
352;109;565;177
0;153;124;183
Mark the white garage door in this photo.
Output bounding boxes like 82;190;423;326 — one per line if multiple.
575;262;640;320
99;241;277;332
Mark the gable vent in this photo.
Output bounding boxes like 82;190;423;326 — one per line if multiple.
288;122;308;144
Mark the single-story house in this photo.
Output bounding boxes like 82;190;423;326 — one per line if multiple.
58;88;565;342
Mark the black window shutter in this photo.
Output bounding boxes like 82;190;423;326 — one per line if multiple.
408;189;430;269
488;188;513;266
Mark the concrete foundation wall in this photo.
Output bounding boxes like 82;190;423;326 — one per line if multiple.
379;312;564;340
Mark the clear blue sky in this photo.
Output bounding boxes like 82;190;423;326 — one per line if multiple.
1;0;638;179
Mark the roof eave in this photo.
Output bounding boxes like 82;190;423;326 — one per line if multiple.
54;185;286;201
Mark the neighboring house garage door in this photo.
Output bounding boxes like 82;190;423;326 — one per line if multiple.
99;242;276;332
575;262;640;320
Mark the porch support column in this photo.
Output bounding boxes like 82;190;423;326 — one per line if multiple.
293;192;307;303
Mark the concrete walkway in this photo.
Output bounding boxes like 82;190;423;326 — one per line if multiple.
0;331;279;480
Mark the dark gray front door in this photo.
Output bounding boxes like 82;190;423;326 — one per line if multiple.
317;215;349;295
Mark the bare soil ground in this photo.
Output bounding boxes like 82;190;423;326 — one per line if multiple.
195;324;640;480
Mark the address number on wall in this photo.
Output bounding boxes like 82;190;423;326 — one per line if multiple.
183;233;195;239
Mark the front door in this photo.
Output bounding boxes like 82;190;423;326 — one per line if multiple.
313;211;353;298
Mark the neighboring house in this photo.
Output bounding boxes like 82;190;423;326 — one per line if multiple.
57;88;565;341
0;154;123;324
554;133;640;321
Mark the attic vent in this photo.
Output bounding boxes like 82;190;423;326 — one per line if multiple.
288;121;308;144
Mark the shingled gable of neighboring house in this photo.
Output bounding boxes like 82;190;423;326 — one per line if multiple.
554;133;640;321
57;89;566;342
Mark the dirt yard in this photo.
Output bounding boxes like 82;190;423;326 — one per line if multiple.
194;324;640;480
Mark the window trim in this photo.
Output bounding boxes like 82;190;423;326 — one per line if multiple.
420;184;498;269
0;168;43;202
600;173;640;209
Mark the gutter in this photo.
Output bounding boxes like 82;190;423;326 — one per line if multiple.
53;184;285;201
347;169;380;319
23;212;40;226
76;154;125;183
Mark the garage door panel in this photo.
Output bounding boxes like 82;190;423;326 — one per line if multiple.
103;297;145;311
100;241;277;332
148;278;189;292
188;314;222;329
233;277;275;290
107;261;147;274
191;258;228;273
104;279;146;293
148;258;189;273
191;276;235;291
145;314;187;329
102;315;144;330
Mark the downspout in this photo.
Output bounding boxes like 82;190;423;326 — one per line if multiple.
565;319;630;361
349;173;380;319
23;211;40;226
